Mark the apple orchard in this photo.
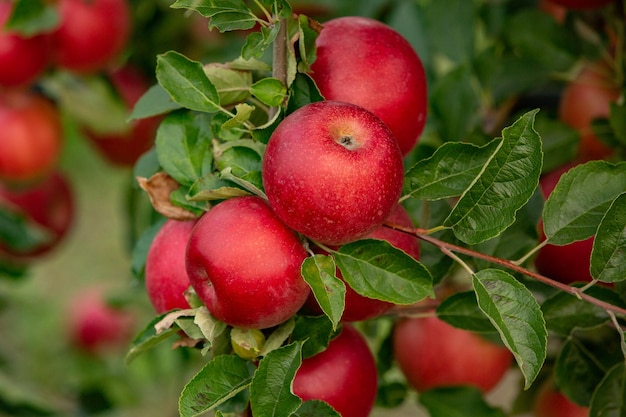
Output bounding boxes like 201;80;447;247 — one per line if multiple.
1;0;626;417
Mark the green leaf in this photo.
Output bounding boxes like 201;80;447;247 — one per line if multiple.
250;78;287;107
421;0;475;64
473;269;547;389
436;291;498;334
187;174;251;202
591;193;626;283
609;102;626;147
555;338;606;407
250;342;303;417
155;111;214;186
156;51;221;113
541;286;620;335
297;14;319;72
286;73;324;115
444;109;543;245
130;218;167;279
0;207;52;253
301;255;346;331
403;139;500;201
179;355;255;417
129;84;182;120
334;239;434;305
291;315;335;359
222;103;255;130
242;25;280;60
171;0;257;32
293;400;341;417
194;307;229;355
260;318;295;357
535;114;579;174
125;314;179;365
6;0;58;35
543;161;626;244
203;63;252;106
419;386;507;417
589;362;626;417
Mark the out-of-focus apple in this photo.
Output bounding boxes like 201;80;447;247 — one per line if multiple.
262;100;404;246
546;0;611;9
533;380;589;417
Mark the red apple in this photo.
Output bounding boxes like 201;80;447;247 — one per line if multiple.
0;170;74;259
0;91;63;184
51;0;131;73
262;101;405;246
185;196;310;329
559;63;619;161
67;287;136;356
85;66;162;166
310;16;428;156
145;219;197;314
303;203;420;321
293;324;378;417
538;0;567;23
546;0;611;9
392;315;513;392
533;380;589;417
0;1;51;88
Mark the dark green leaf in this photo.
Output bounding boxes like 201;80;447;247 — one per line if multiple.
591;193;626;283
293;400;341;417
609;102;626;147
286;73;324;115
589;362;626;417
445;109;543;245
6;0;58;35
155;111;213;187
187;174;250;202
0;207;52;253
301;255;346;331
375;381;408;409
473;269;547;389
535;114;579;174
171;0;257;32
250;342;303;417
419;386;507;417
403;139;500;201
130;218;167;279
297;14;319;72
436;291;498;334
179;355;255;417
291;315;335;359
334;239;434;305
555;338;606;407
543;161;626;245
421;0;475;64
156;51;221;113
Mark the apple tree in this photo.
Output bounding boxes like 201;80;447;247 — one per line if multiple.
2;0;626;416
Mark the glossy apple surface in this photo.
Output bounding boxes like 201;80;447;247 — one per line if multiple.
186;196;310;329
51;0;131;73
145;219;197;314
0;91;63;184
310;16;427;155
67;288;136;356
393;315;513;392
86;66;161;166
535;163;594;284
546;0;611;9
293;324;378;417
0;170;74;259
0;1;50;88
533;381;589;417
559;63;619;161
303;203;420;321
262;101;404;246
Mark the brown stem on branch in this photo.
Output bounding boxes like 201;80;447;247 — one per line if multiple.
385;222;626;318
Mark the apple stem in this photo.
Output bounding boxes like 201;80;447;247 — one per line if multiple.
384;221;626;318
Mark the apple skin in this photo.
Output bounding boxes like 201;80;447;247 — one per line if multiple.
533;381;589;417
185;196;310;329
85;66;162;166
546;0;611;9
67;288;136;356
51;0;131;73
262;100;405;246
145;219;197;314
0;1;51;88
303;203;420;322
310;16;428;156
535;163;594;284
293;324;378;417
558;63;619;161
0;170;74;259
0;91;63;184
392;315;513;393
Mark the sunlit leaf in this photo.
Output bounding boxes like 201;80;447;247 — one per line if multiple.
301;255;345;330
